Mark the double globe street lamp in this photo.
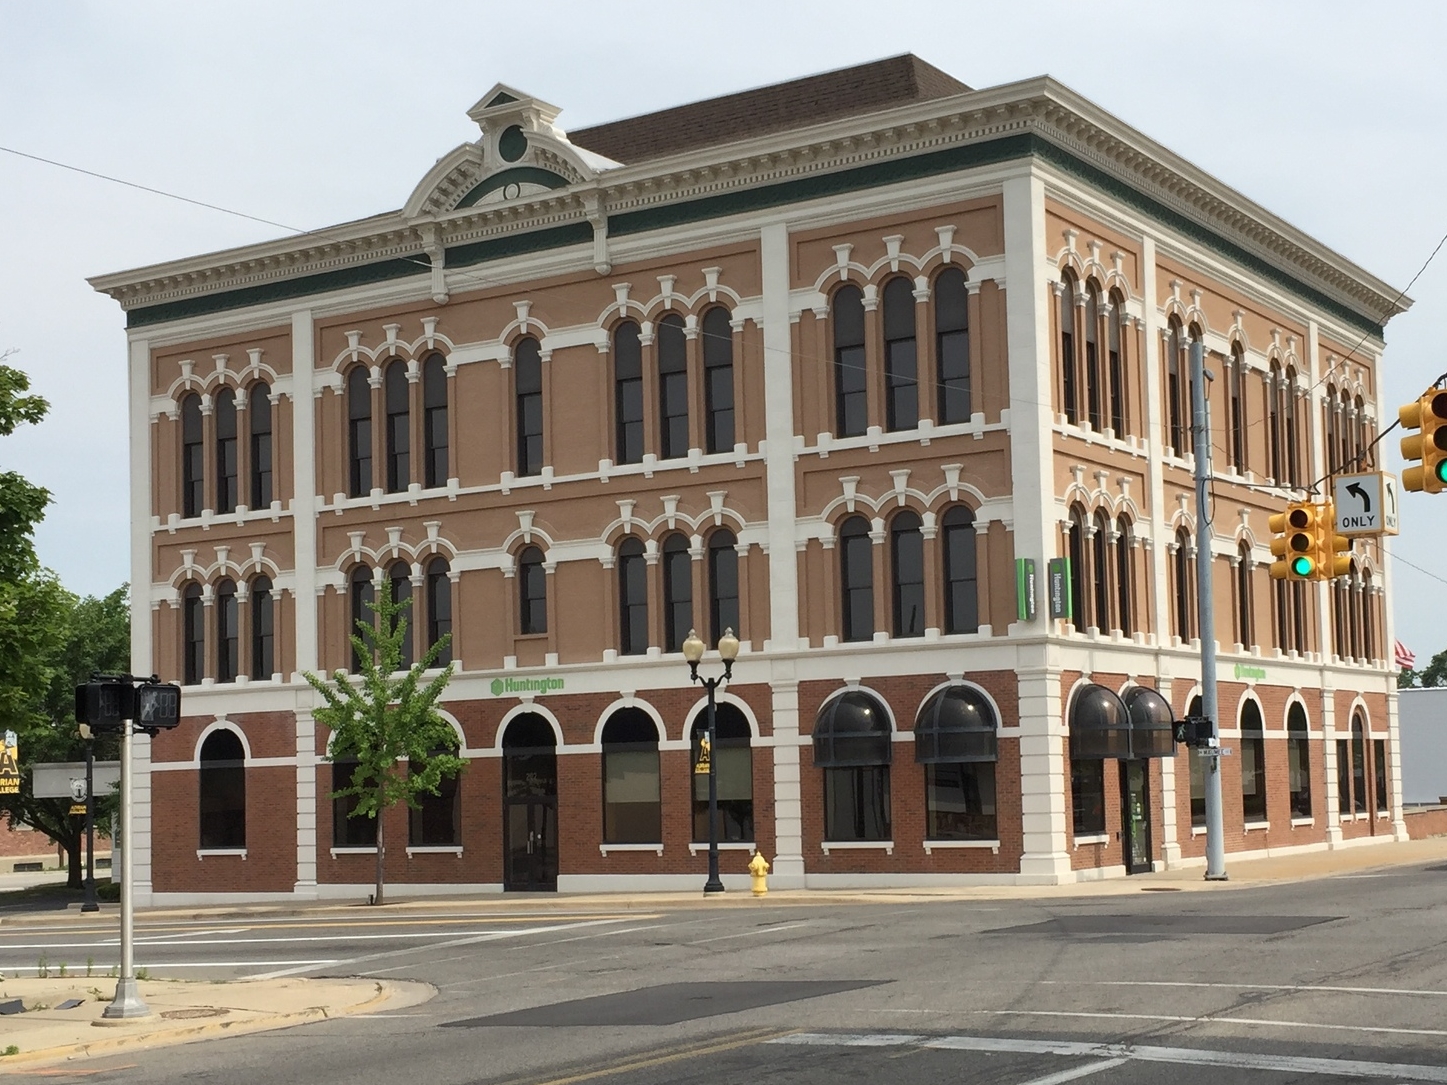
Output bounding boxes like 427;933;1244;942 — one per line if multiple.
681;626;739;894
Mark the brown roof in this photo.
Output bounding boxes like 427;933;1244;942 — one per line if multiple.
568;54;970;165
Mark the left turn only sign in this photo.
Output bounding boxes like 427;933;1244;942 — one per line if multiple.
1334;471;1400;538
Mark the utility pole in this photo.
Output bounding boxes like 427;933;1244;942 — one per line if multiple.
1191;340;1228;881
101;716;149;1018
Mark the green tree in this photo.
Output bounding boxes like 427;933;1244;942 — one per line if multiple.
1420;649;1447;689
0;582;128;887
305;590;460;905
0;355;51;581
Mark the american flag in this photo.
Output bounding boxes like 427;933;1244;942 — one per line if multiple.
1396;639;1416;669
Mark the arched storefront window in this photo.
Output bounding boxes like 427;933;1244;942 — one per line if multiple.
691;704;752;842
1288;703;1311;818
1240;700;1266;822
916;685;998;841
813;690;891;841
332;759;377;847
409;747;461;847
199;730;245;849
601;709;660;844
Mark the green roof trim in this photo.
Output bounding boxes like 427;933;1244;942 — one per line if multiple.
446;220;592;269
454;166;572;210
486;91;519;107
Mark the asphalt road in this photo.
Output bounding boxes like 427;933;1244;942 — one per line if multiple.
7;861;1447;1084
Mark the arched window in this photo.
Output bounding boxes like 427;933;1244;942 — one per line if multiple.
813;690;891;841
384;360;409;492
409;748;460;846
389;561;413;668
657;313;689;459
1284;366;1301;486
1059;273;1078;425
1333;573;1349;659
691;704;752;842
702;307;734;453
215;387;238;514
1233;542;1254;649
1362;570;1376;661
1240;699;1266;822
1116;516;1133;638
1267;362;1284;483
514;338;543;477
934;267;970;424
1186;693;1205;827
1068;684;1128;835
1288;703;1311;818
1173;528;1193;642
347;366;372;497
1338;388;1353;476
349;565;374;671
661;533;692;652
707;529;739;645
1083;282;1102;429
1107;290;1126;435
1091;510;1110;632
1066;506;1086;628
916;684;998;841
518;546;546;635
1166;318;1185;452
426;557;452;665
249;382;272;509
833;285;867;437
601;709;660;844
942;506;978;634
1356;394;1372;469
250;575;273;681
890;511;924;638
199;729;245;849
1347;563;1362;662
216;579;238;683
1325;384;1341;474
181;393;204;517
1229;344;1246;471
883;277;918;431
614;321;644;464
617;537;648;656
1374;726;1389;814
1351;711;1368;815
422;354;448;488
332;759;377;847
839;515;874;642
183;582;204;685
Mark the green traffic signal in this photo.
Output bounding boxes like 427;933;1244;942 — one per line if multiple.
1291;555;1314;577
1436;460;1447;484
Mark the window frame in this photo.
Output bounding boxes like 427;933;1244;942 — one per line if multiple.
934;266;970;424
250;575;273;681
514;338;544;477
198;729;246;849
617;537;648;656
890;510;924;638
347;366;372;498
882;276;918;432
613;321;644;464
214;387;238;514
832;285;867;437
181;393;204;518
517;546;547;636
422;353;449;488
249;381;272;509
702;306;735;453
384;359;410;493
838;515;874;642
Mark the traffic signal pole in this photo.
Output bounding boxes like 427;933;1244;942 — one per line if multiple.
101;719;149;1019
1190;341;1228;881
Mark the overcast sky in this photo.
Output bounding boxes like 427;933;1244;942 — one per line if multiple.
3;0;1444;661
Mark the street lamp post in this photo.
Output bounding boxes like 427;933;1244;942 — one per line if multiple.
681;627;739;895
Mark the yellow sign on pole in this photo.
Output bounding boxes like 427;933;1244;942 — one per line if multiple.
693;734;711;775
0;731;19;796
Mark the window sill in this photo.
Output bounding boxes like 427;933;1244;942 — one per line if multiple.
330;847;378;856
599;843;663;856
924;839;1000;855
1290;817;1315;828
1377;811;1391;819
1072;833;1109;848
196;848;246;860
820;840;894;856
1244;820;1270;832
406;846;463;857
687;842;756;855
1191;825;1208;836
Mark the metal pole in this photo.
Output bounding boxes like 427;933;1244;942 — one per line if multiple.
81;739;97;913
103;721;149;1018
1191;341;1228;881
704;682;724;894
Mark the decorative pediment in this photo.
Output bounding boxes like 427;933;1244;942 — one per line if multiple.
404;83;620;219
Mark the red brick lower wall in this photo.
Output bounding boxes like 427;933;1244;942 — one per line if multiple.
1405;805;1447;839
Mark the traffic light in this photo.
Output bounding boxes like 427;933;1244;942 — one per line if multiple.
74;676;182;733
1400;390;1447;493
1173;716;1214;748
1269;502;1316;580
1316;499;1352;580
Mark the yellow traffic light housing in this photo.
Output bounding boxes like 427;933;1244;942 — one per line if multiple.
1400;390;1447;493
1316;498;1352;579
1269;502;1316;580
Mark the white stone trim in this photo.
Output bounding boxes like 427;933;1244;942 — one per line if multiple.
922;839;1001;854
820;840;894;855
196;848;247;860
598;843;663;856
686;842;756;855
406;846;463;857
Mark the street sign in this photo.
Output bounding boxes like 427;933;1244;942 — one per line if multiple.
1333;471;1400;537
33;761;120;800
1196;746;1234;758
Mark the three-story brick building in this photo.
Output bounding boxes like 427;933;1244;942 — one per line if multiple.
91;55;1407;902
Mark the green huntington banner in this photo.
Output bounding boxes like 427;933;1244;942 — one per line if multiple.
1234;664;1266;681
489;676;566;696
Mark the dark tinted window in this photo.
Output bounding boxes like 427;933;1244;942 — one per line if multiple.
183;582;204;684
409;754;460;846
702;307;734;453
935;267;970;423
349;565;374;671
348;366;372;497
708;529;739;644
662;533;692;652
423;354;448;487
882;277;917;431
182;393;204;517
250;575;273;680
1240;700;1266;822
215;579;238;682
199;729;245;849
249;382;272;509
385;360;409;492
602;709;660;844
515;339;544;476
691;705;752;842
839;515;874;642
215;388;238;514
614;322;644;463
942;506;978;634
426;557;452;665
1288;703;1311;818
658;314;689;459
389;561;413;668
618;537;648;655
518;546;547;635
833;285;867;437
332;760;377;847
891;511;924;638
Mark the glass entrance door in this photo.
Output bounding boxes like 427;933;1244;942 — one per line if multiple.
1120;759;1152;874
503;747;558;891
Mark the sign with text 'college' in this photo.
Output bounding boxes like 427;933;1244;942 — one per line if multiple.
1334;471;1399;537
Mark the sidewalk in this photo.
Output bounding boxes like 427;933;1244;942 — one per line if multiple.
0;975;431;1068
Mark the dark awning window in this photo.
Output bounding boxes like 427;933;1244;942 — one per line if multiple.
1068;683;1132;760
1124;686;1176;759
813;689;892;767
915;684;998;763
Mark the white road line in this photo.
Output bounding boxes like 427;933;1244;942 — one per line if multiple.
370;924;678;979
771;1033;1447;1082
0;960;340;972
0;929;541;951
685;922;810;945
1017;1060;1129;1085
1041;978;1447;998
977;1008;1447;1039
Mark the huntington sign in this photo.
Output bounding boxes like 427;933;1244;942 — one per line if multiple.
489;676;565;696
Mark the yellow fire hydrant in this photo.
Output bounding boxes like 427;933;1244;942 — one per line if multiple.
748;851;770;897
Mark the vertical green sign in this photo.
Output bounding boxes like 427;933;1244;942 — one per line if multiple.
1048;557;1071;620
1016;558;1037;621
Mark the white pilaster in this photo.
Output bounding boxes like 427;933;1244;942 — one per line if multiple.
128;335;154;902
1158;676;1181;866
1140;236;1170;640
759;222;800;650
295;708;318;895
1322;684;1342;845
769;674;804;886
291;311;318;676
